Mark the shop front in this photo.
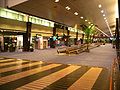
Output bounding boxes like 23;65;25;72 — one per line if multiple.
32;34;48;50
0;30;24;52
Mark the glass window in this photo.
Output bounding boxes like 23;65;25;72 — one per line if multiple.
38;19;41;24
0;7;55;27
0;10;7;18
32;18;36;23
18;15;24;21
6;11;13;19
50;22;54;27
29;17;32;22
36;19;39;24
13;13;19;20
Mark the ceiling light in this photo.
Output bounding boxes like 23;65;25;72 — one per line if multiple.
105;21;113;36
88;22;91;24
104;17;106;20
98;4;102;8
105;20;107;22
91;24;93;25
80;16;83;19
106;21;108;24
103;14;105;16
95;27;109;37
65;6;71;10
101;10;104;13
85;20;88;22
55;0;59;2
74;12;78;15
115;1;119;18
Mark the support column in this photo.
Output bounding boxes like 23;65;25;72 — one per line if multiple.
66;27;70;46
50;27;56;48
76;32;78;40
67;28;70;36
23;22;32;51
81;34;84;44
74;32;78;45
53;27;56;36
116;18;119;50
117;0;120;67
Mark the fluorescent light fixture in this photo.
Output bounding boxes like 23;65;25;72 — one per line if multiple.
98;4;102;8
91;24;93;25
88;22;91;24
65;6;71;10
85;20;87;22
101;10;104;13
104;17;106;20
105;19;107;22
105;21;113;36
115;0;119;18
103;14;105;16
55;0;59;2
106;21;108;24
80;16;83;19
95;27;109;37
74;12;78;15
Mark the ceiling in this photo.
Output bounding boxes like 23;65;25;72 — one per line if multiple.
9;0;117;36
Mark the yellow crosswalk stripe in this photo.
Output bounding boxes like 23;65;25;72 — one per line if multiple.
0;64;61;85
68;67;102;90
0;61;43;73
0;60;28;67
0;59;15;63
16;65;81;90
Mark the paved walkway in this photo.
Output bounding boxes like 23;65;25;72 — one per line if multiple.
0;58;110;90
0;44;117;90
0;44;116;69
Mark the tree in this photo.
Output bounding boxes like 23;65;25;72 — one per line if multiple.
82;24;95;52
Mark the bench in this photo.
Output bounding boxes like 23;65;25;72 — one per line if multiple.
66;46;79;54
57;46;67;54
57;44;87;54
80;44;87;51
94;43;100;47
66;44;87;54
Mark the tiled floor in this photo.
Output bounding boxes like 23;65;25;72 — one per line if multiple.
0;44;116;69
0;58;110;90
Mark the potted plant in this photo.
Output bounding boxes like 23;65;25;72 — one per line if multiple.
29;43;34;52
83;25;95;52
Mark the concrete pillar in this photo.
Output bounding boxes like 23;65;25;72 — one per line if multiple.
23;22;32;51
116;0;120;62
50;27;56;48
66;27;70;46
81;34;84;44
74;32;78;45
53;27;56;36
76;32;78;40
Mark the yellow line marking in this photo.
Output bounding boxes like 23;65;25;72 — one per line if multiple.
0;61;43;73
0;64;61;85
16;65;81;90
0;60;28;67
68;67;102;90
0;59;15;63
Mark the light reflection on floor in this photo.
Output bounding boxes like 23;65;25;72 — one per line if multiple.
0;57;110;90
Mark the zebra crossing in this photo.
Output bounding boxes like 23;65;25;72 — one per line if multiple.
0;57;110;90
